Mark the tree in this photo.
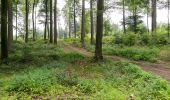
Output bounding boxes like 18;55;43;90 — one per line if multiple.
90;0;94;44
122;0;126;34
25;0;29;43
95;0;104;61
54;0;58;44
73;0;77;38
32;0;36;41
8;0;13;50
1;0;8;59
152;0;157;33
81;0;85;47
50;0;53;43
15;0;18;40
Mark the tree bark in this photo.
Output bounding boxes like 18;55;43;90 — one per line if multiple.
25;0;29;43
168;0;170;37
81;0;85;47
54;0;58;44
50;0;53;43
90;0;94;44
95;0;104;61
1;0;8;59
123;0;126;34
73;0;77;38
32;0;35;41
16;1;18;40
151;0;157;33
44;0;48;40
8;0;13;50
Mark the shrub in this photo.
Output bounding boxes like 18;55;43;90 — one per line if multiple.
122;33;138;46
7;68;57;94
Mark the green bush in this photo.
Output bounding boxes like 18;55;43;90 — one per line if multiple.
122;33;138;46
7;68;57;94
104;46;159;62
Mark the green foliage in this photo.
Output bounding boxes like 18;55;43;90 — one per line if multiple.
61;53;85;63
103;46;159;62
122;33;138;46
77;80;102;94
55;70;79;87
7;68;57;95
1;41;170;99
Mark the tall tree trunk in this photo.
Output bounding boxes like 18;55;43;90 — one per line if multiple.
168;0;170;37
44;0;48;40
151;0;157;33
50;0;53;43
54;0;58;44
73;0;76;38
81;0;85;47
1;0;8;59
35;7;37;39
32;0;35;41
90;0;94;44
8;0;13;50
147;5;149;33
69;6;71;38
95;0;104;61
134;8;137;34
25;0;29;43
123;0;126;34
16;1;18;40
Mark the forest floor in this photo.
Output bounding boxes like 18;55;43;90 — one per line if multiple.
1;41;170;99
62;44;170;82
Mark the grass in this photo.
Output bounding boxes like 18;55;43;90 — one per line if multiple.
64;38;170;62
0;40;170;99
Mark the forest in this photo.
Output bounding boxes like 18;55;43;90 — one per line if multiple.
0;0;170;99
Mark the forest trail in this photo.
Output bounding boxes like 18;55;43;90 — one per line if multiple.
62;44;170;83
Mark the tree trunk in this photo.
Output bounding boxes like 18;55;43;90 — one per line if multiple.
123;0;126;34
168;0;170;37
151;0;157;33
25;0;29;43
8;0;13;50
54;0;58;44
1;0;8;59
35;7;37;39
50;0;53;43
16;2;18;40
81;0;85;47
147;5;149;33
90;0;94;44
69;7;71;38
73;0;76;38
32;0;35;41
95;0;104;61
44;0;48;40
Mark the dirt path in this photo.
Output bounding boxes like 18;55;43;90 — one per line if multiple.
62;44;170;82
